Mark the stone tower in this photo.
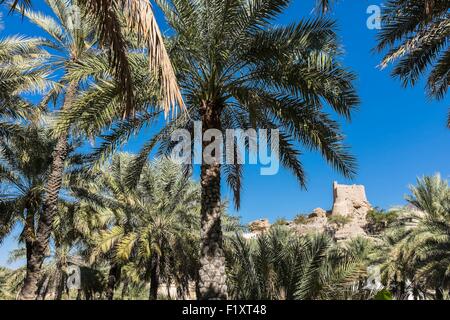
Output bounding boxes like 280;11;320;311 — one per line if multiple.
331;181;369;217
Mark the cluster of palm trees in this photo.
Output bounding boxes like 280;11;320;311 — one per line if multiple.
376;175;450;300
226;174;450;300
0;150;449;300
226;229;372;300
0;0;449;300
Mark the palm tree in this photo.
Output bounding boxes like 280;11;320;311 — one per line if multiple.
5;244;107;300
4;0;183;116
376;0;450;127
56;0;359;300
0;36;50;138
73;154;203;299
404;174;450;299
39;198;107;300
377;174;450;299
226;227;369;299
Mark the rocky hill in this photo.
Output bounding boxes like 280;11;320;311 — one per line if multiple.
246;181;373;241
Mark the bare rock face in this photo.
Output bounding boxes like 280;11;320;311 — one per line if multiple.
248;219;271;234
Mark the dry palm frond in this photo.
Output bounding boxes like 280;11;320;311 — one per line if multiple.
80;0;183;118
123;0;184;118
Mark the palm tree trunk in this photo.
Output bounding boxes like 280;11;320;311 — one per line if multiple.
121;280;129;300
23;207;35;288
197;101;227;300
18;82;77;300
50;269;64;300
106;264;121;300
149;252;160;300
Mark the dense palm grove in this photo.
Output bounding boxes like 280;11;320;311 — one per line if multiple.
0;0;449;300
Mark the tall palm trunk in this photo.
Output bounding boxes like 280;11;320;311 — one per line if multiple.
121;280;129;300
149;252;160;300
106;264;121;300
18;82;77;300
23;207;35;280
197;102;227;300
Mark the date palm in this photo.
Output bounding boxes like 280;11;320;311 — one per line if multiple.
376;0;450;127
377;174;450;299
135;0;358;299
56;0;359;300
0;265;27;299
0;36;50;137
226;227;369;299
0;125;55;273
5;0;183;116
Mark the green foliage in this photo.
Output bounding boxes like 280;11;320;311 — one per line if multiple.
272;218;289;227
0;124;55;243
374;289;393;300
328;214;351;226
68;0;360;211
0;36;51;139
366;208;399;235
0;267;14;299
226;227;372;300
367;209;398;225
2;0;450;302
72;154;232;299
293;214;310;225
376;174;450;299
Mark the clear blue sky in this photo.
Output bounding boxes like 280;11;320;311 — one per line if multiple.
1;0;449;267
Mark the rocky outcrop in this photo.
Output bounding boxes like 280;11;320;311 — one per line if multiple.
246;182;373;242
248;219;270;234
293;215;328;235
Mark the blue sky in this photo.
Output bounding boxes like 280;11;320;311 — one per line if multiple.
0;0;449;267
